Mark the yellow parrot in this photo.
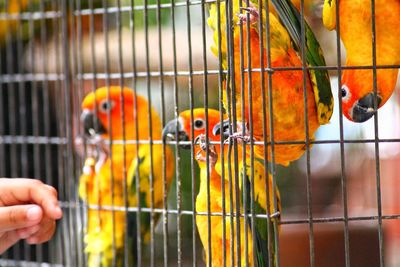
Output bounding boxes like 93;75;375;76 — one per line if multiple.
0;0;28;44
208;0;333;166
163;108;281;267
323;0;400;122
79;86;174;266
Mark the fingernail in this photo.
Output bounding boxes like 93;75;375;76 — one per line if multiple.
26;237;38;244
54;206;62;218
27;206;42;221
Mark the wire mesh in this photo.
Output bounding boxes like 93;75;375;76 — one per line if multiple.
0;0;399;266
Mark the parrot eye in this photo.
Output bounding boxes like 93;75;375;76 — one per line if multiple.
341;85;351;102
99;100;115;113
194;119;205;130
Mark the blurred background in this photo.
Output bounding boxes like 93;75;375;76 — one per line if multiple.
0;0;399;266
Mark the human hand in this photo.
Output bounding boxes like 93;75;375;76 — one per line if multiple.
0;178;63;254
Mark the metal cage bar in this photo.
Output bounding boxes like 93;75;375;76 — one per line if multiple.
0;0;399;266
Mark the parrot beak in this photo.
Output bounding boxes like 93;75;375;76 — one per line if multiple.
162;118;190;148
212;119;231;139
81;109;107;136
350;93;382;122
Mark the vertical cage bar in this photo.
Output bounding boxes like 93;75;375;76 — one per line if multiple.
155;0;170;265
54;0;66;265
214;0;227;265
15;0;30;261
169;0;182;264
236;0;250;267
114;1;130;267
29;0;43;262
16;0;29;180
242;1;258;267
263;1;280;266
142;0;157;264
5;0;22;262
128;0;143;265
223;0;236;264
370;0;384;266
298;1;315;266
334;0;351;266
73;0;87;265
61;0;76;265
67;0;80;262
101;2;118;266
199;0;213;265
184;0;197;265
225;0;242;264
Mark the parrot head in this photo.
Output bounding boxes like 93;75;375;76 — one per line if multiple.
81;86;150;140
162;108;226;149
341;70;384;123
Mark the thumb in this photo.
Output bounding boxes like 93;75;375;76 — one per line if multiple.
0;205;43;233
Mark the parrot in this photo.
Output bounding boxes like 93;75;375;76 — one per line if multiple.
207;0;333;166
322;0;400;122
0;0;28;44
163;108;281;267
79;86;174;267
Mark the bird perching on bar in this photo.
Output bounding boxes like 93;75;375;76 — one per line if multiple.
323;0;400;122
208;0;333;166
78;86;174;267
163;108;281;267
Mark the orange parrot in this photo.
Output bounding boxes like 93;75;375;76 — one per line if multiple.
323;0;400;122
163;108;281;267
208;0;333;166
79;86;174;267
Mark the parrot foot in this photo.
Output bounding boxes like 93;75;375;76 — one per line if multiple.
223;122;255;145
224;132;254;144
194;134;218;168
237;5;259;25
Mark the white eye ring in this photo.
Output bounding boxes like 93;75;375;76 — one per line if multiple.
341;85;351;102
194;119;205;130
99;100;115;113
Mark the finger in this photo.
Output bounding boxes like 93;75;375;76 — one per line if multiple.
16;224;41;239
26;218;56;245
0;205;43;232
0;231;20;254
0;178;62;220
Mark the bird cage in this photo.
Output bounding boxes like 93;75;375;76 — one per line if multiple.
0;0;399;266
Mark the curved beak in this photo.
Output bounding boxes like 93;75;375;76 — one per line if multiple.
350;93;382;123
81;109;106;136
162;118;190;148
212;119;231;139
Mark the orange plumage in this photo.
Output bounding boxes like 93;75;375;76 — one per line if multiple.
323;0;400;122
228;17;320;166
79;86;174;266
164;108;280;266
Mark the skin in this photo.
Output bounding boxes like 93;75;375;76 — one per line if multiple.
0;178;62;254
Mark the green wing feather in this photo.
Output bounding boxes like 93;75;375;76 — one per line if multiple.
270;0;334;124
242;162;281;267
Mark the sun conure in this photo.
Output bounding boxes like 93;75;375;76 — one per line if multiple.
208;0;333;166
163;108;281;267
79;86;174;267
323;0;400;122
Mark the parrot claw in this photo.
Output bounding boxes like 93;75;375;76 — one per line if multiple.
223;122;255;144
224;132;255;144
195;134;218;168
237;5;259;25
